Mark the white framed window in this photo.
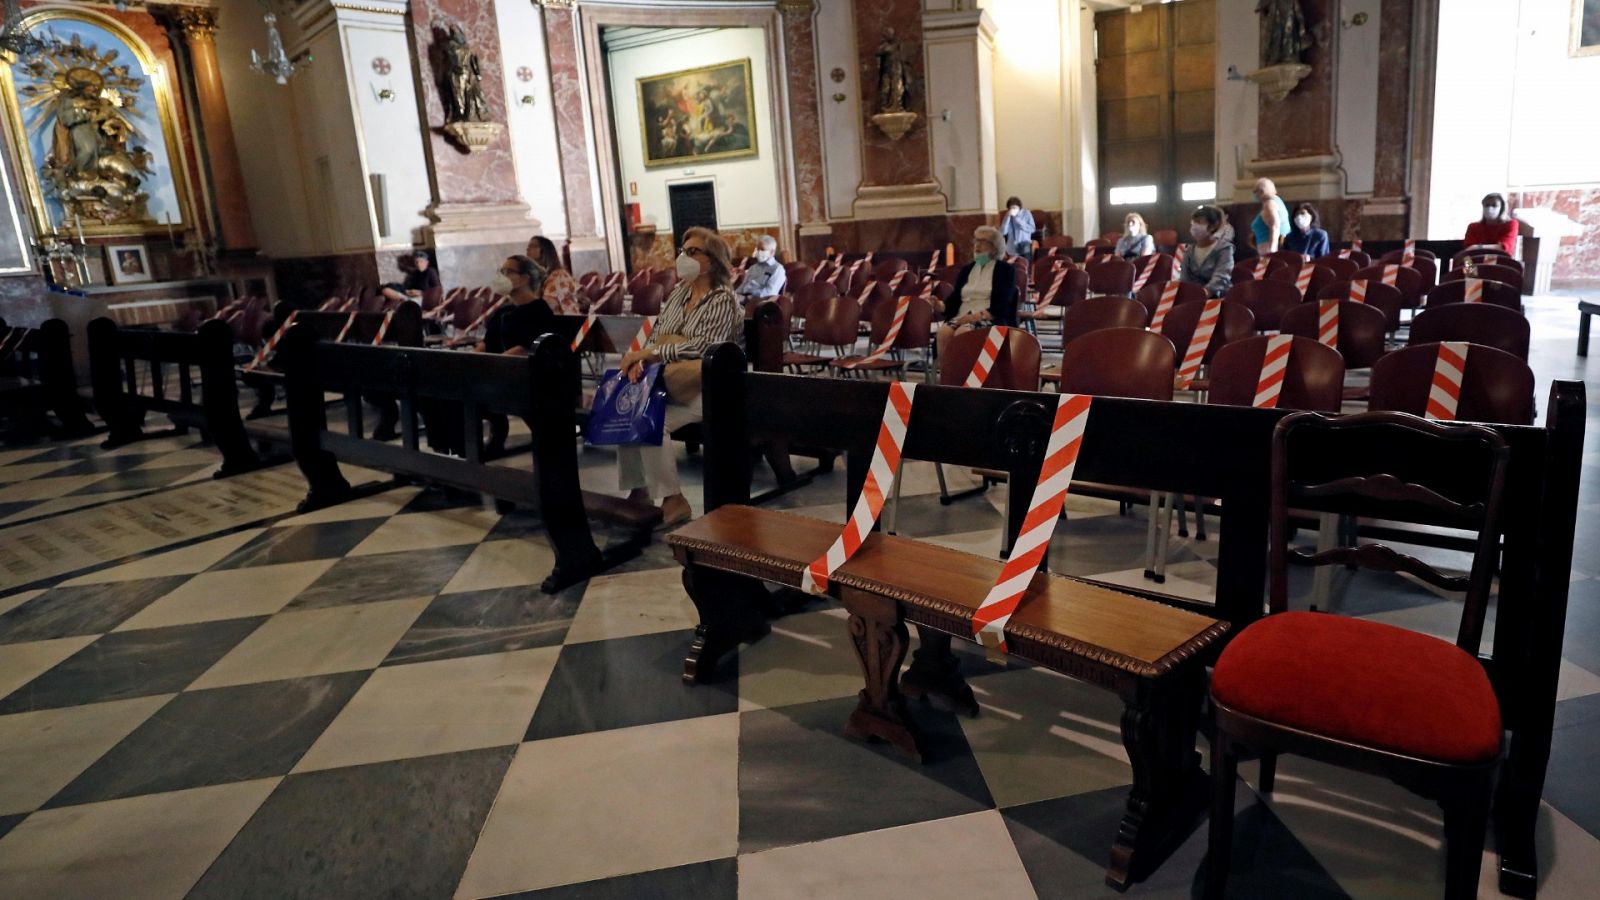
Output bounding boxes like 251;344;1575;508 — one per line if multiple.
1108;184;1158;205
1181;180;1217;202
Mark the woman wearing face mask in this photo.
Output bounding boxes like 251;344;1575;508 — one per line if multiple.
614;226;741;527
527;235;585;315
1179;205;1235;298
734;234;786;304
477;256;552;357
1282;202;1330;258
1464;192;1519;257
1115;212;1155;259
938;226;1018;359
998;196;1037;261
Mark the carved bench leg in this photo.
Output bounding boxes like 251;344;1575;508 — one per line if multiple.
900;627;979;718
1107;666;1208;891
681;564;772;686
840;587;921;762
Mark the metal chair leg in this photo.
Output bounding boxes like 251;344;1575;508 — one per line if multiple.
1143;490;1166;582
886;460;904;535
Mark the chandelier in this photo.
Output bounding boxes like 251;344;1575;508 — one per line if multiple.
249;11;309;85
0;0;52;59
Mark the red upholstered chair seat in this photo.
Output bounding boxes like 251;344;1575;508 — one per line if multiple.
1211;611;1501;765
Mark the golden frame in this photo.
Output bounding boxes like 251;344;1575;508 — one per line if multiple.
635;57;758;169
0;7;193;239
1574;0;1600;58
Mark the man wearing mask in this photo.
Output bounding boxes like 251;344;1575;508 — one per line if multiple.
1464;192;1519;257
999;196;1036;261
734;234;786;304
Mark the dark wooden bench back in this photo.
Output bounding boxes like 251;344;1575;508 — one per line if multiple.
1;318;92;438
273;301;424;349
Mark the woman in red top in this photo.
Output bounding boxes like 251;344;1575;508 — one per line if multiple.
1463;192;1518;256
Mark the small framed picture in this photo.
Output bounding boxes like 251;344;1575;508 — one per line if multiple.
106;244;152;285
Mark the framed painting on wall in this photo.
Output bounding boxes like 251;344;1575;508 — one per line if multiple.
637;58;758;168
106;243;151;284
1575;0;1600;57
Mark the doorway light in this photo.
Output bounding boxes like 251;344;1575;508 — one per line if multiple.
1109;185;1158;205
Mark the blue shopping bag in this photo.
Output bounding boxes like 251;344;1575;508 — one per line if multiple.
585;364;668;446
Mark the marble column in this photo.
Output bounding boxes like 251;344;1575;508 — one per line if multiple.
168;7;257;253
540;0;607;274
851;0;946;219
779;0;826;237
408;0;534;280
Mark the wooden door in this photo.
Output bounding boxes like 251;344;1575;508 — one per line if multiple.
1096;1;1216;240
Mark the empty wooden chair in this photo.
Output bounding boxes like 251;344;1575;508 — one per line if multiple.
1268;260;1338;300
830;294;934;378
1059;296;1148;347
783;293;863;371
1225;279;1302;332
1425;278;1521;311
1208;410;1509;900
1030;267;1091;329
1378;247;1439;289
1160;299;1257;381
1267;249;1309;268
1409;303;1530;360
1441;263;1523;293
1315;256;1359;281
791;280;837;328
856;281;893;325
1230;255;1291;284
783;262;813;293
934;326;1043;505
1086;257;1136;296
1451;247;1519;270
1135;279;1207;323
1279;299;1389;371
1130;252;1176;290
1207;335;1344;412
1352;264;1425;310
631;283;665;316
1152;228;1178;249
1370;342;1535;425
1317;278;1405;333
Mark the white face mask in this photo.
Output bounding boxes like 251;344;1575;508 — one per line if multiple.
676;252;702;281
1007;206;1020;217
1483;206;1500;221
1189;223;1211;241
491;273;514;295
1294;214;1311;230
754;249;771;263
1126;222;1142;236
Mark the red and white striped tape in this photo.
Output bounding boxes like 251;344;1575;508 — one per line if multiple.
1316;299;1340;348
1253;334;1294;409
1085;246;1101;264
244;311;298;371
1352;240;1363;252
1381;264;1400;287
843;296;912;368
800;381;917;594
1253;257;1271;281
370;309;396;346
888;269;910;292
1131;257;1158;293
569;312;598;352
334;311;359;343
1347;279;1368;304
1038;270;1069;308
1294;262;1317;297
1401;239;1417;265
1176;298;1221;390
1463;277;1485;304
964;326;1009;387
1426;342;1469;421
1149;281;1180;331
971;392;1093;652
928;251;940;271
627;316;657;353
1337;248;1353;260
0;327;23;359
462;297;507;337
813;259;830;277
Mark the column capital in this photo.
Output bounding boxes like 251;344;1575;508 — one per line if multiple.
777;0;817;16
170;7;218;42
537;0;577;9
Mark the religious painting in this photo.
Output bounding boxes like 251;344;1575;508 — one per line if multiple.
636;59;758;168
1574;0;1600;57
0;9;190;239
105;242;150;284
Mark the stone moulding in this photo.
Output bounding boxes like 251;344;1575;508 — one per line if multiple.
442;120;504;154
869;110;918;141
1246;62;1312;102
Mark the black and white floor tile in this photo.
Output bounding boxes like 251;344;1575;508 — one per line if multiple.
0;296;1593;897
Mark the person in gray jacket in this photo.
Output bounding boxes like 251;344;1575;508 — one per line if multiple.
1180;205;1235;298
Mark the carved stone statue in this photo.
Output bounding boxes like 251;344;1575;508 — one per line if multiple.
874;28;911;114
443;24;488;124
1257;0;1311;66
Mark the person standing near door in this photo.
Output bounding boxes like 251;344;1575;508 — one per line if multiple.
999;196;1036;261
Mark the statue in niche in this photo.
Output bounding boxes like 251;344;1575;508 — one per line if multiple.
874;28;911;114
1257;0;1311;66
442;24;488;124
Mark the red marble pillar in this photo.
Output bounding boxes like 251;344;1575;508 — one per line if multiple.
779;1;826;228
849;0;945;220
170;8;257;253
1246;0;1345;235
407;0;533;281
541;1;605;272
1358;0;1417;239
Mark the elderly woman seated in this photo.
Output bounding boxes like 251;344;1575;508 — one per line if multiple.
936;225;1018;359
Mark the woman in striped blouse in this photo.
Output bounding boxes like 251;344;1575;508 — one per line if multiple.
615;226;741;526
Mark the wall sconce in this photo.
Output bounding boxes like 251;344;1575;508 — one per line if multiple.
519;95;535;107
1342;12;1370;29
373;83;395;103
1225;65;1245;82
832;92;846;103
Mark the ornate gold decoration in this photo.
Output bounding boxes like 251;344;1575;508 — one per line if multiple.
16;33;156;226
171;7;217;41
443;119;503;153
870;110;917;141
1246;63;1312;101
776;0;817;15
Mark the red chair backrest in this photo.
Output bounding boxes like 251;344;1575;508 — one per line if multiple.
1352;264;1425;309
1267;261;1338;299
1425;278;1520;311
1031;255;1066;290
627;270;652;295
1136;279;1207;321
792;281;838;321
1039;267;1090;310
1207;335;1344;411
1159;299;1256;365
934;265;962;285
872;257;909;282
1060;297;1148;346
1316;257;1359;280
1085;257;1136;295
1317;278;1405;332
631;282;665;316
1452;248;1521;271
856;282;892;323
1055;328;1177;401
1267;250;1309;269
1376;249;1439;289
1132;252;1176;288
593;285;624;315
1369;342;1535;425
1153;228;1178;249
1041;234;1075;250
1441;263;1523;292
1334;248;1372;267
1279;300;1388;370
940;326;1041;390
651;268;677;287
1224;278;1301;332
1409;303;1530;360
801;293;863;346
783;262;813;293
357;285;385;313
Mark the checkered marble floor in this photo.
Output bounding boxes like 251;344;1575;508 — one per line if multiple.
0;295;1594;898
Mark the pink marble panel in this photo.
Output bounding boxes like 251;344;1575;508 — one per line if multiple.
782;8;826;224
1373;0;1414;197
1257;0;1336;160
853;0;933;187
1513;188;1600;283
408;0;520;205
544;8;597;238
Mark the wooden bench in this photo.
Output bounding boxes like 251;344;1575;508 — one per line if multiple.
86;317;262;476
242;303;424;421
0;318;93;442
275;323;661;592
1579;298;1597;357
675;341;1585;896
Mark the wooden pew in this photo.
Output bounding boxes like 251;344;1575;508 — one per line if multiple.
673;342;1585;896
242;302;425;420
275;323;661;593
0;317;93;441
86;317;262;476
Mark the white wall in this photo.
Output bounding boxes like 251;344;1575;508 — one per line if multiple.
986;0;1065;213
496;0;566;239
1333;0;1381;195
606;28;781;232
1504;0;1600;187
815;0;863;220
338;21;431;247
924;12;996;212
1214;0;1259;201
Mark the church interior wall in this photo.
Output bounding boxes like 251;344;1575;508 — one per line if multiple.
494;0;567;242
